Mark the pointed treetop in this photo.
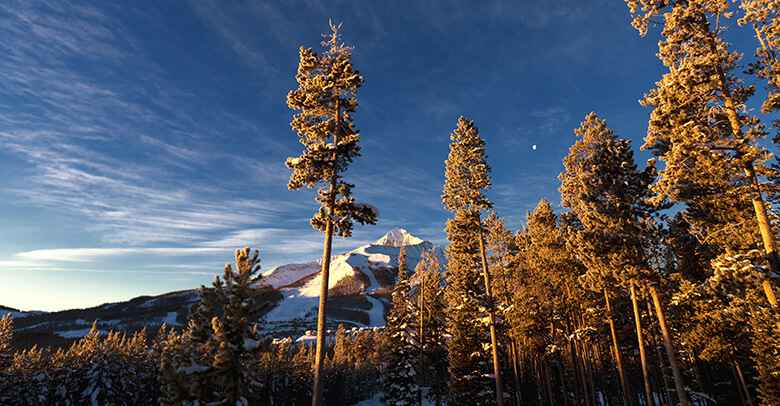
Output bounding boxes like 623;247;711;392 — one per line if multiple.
442;116;493;214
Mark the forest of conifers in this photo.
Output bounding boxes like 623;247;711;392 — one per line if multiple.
3;0;780;405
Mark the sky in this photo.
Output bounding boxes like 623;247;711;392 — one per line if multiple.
0;0;689;312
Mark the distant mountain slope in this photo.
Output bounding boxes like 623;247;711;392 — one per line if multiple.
0;304;47;319
256;229;444;338
8;229;444;348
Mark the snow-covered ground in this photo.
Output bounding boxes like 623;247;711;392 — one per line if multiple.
351;391;436;406
162;311;180;326
364;296;385;327
56;328;110;338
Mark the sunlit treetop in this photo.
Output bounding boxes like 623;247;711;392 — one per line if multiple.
442;116;493;215
286;21;377;238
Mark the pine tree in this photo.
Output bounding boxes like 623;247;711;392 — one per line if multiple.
703;250;780;404
412;248;448;406
210;247;270;405
159;247;271;406
2;345;50;405
559;112;681;406
628;0;780;313
442;116;503;406
381;250;419;406
0;314;12;373
740;0;780;114
286;22;378;406
511;200;587;406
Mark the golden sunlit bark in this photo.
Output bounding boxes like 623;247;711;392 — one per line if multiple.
631;281;654;406
649;285;689;406
479;226;504;406
605;288;633;406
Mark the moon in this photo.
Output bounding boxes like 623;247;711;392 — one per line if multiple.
532;145;537;150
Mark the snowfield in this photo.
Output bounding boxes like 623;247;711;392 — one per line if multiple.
259;229;445;332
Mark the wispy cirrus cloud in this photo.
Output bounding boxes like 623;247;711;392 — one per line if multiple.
0;0;298;248
14;247;224;263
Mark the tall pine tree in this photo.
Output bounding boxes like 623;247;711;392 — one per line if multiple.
559;112;682;406
628;0;780;312
381;247;419;406
442;116;504;406
286;21;378;406
412;249;448;406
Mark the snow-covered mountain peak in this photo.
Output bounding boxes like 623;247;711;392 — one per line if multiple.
373;229;424;247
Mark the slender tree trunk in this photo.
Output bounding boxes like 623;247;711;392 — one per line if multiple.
544;357;555;406
731;362;747;406
631;282;654;406
573;333;591;406
605;288;632;406
692;347;715;406
648;285;689;406
312;220;334;406
418;269;425;406
558;357;570;406
595;341;611;406
312;102;341;406
734;357;754;406
646;300;671;406
479;226;504;406
510;338;523;406
582;338;596;406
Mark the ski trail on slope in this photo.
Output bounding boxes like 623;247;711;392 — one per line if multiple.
365;295;385;327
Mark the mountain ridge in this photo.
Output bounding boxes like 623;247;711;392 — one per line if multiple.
6;229;444;348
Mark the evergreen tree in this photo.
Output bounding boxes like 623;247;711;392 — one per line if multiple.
159;247;271;405
740;0;780;114
559;112;681;406
627;0;780;311
211;247;270;405
0;313;12;372
381;251;419;406
286;22;378;406
159;327;199;406
412;249;448;406
511;200;587;406
1;345;50;405
442;116;503;406
704;250;780;404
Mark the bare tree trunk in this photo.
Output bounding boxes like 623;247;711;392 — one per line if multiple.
312;220;334;406
573;330;592;406
595;341;611;406
631;282;654;406
478;226;504;406
734;353;755;406
544;357;555;406
558;357;570;406
648;285;689;406
686;345;709;406
582;338;597;406
312;101;341;406
646;300;671;406
605;288;633;406
510;338;523;406
418;268;425;406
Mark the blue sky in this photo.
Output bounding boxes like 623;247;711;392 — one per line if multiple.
0;0;672;312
